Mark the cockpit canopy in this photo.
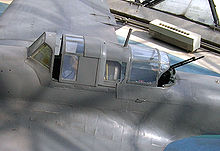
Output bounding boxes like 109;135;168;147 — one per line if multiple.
129;44;170;86
27;32;170;87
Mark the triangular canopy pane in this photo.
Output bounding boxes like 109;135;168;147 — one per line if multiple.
153;0;215;26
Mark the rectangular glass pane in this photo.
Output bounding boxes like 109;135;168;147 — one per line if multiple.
65;40;84;54
130;61;158;84
61;55;78;81
75;42;84;54
32;43;52;69
66;41;78;53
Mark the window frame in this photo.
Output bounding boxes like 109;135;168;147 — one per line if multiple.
102;60;127;87
59;35;85;84
104;60;122;82
126;45;166;87
28;33;46;57
30;42;53;70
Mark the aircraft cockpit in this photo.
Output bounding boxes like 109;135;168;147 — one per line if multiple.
129;44;170;87
27;32;172;89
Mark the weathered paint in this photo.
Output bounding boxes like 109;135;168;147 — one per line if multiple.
0;1;220;151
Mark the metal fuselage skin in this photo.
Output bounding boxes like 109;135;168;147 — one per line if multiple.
0;43;220;151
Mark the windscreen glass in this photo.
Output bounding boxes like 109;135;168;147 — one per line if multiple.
32;43;52;69
131;44;159;62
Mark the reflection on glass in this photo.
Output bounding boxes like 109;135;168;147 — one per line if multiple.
65;36;84;54
159;51;170;72
121;62;127;81
66;41;78;53
66;36;84;42
130;61;158;84
32;43;52;69
75;42;84;54
61;55;78;81
129;44;170;85
130;44;159;62
29;33;45;55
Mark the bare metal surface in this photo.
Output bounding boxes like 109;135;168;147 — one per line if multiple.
0;0;220;151
0;0;117;47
